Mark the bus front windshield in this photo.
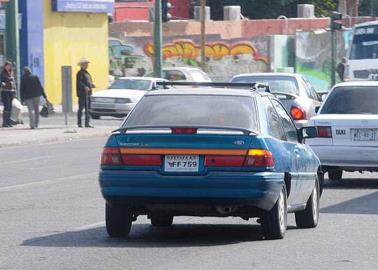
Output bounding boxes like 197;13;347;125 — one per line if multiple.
350;25;378;60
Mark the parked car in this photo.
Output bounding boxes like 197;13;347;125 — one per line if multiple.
90;77;167;119
99;83;321;240
306;81;378;181
230;73;322;127
148;67;212;82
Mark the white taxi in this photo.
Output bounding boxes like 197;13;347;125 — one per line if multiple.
306;81;378;181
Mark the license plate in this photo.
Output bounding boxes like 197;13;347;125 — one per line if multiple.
351;128;378;141
97;98;115;103
164;155;199;172
92;103;115;109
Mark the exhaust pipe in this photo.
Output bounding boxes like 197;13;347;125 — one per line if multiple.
216;205;238;215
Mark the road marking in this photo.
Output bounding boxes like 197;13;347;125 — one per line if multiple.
0;156;52;166
0;172;97;193
73;222;105;231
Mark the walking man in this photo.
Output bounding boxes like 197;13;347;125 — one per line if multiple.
77;58;95;128
336;57;347;82
20;67;48;129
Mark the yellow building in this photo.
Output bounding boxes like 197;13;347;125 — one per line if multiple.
43;0;110;105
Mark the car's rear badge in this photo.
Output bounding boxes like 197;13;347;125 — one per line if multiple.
336;129;346;135
234;140;245;145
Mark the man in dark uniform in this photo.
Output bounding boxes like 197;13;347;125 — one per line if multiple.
77;58;95;128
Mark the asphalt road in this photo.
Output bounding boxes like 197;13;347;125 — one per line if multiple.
0;139;377;270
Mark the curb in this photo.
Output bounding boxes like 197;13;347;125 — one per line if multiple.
0;128;113;149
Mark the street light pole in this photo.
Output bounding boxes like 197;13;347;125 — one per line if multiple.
5;0;20;97
200;0;206;71
331;28;337;86
153;0;163;78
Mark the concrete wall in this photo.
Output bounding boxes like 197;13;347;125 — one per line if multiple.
43;0;109;105
109;18;330;39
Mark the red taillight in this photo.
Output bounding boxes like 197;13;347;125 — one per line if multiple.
204;149;274;168
101;148;122;165
122;155;162;166
290;106;306;120
317;126;332;138
205;156;245;167
245;149;275;167
101;148;162;166
171;128;197;134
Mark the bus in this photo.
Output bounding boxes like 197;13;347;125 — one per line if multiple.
346;21;378;81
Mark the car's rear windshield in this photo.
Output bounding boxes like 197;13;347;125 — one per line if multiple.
231;76;299;95
321;86;378;114
109;79;151;90
124;95;259;131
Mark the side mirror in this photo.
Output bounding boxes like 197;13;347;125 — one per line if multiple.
298;127;317;143
315;106;320;113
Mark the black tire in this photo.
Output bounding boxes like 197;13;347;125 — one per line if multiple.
328;170;343;181
150;215;174;227
91;114;100;120
295;176;320;229
261;185;287;240
106;203;133;237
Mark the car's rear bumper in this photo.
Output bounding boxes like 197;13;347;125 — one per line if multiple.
311;145;378;169
99;170;284;211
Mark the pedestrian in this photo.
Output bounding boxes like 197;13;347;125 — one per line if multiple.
1;61;16;128
76;58;95;128
336;57;347;82
20;67;48;129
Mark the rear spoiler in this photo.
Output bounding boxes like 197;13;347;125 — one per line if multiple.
271;92;297;100
113;125;256;135
155;81;270;93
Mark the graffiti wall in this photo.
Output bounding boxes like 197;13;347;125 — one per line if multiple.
296;30;353;91
108;34;270;81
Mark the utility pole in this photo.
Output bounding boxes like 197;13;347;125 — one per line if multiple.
200;0;206;72
330;12;343;86
153;0;163;78
5;0;20;97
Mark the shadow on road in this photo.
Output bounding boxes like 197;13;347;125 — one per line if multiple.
321;191;378;215
324;178;378;190
21;223;297;248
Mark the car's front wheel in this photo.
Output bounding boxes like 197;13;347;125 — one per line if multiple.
328;169;343;181
106;203;133;237
295;176;320;229
261;185;287;240
91;114;100;120
150;215;174;227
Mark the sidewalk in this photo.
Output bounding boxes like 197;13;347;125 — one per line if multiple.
0;124;114;148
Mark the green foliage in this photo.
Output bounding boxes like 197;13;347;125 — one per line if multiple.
306;0;337;17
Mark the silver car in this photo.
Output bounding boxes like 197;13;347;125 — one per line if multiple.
90;77;167;119
230;73;322;127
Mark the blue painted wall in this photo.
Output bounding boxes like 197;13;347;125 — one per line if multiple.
19;0;44;84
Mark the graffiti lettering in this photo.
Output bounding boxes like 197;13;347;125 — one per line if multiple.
144;40;268;64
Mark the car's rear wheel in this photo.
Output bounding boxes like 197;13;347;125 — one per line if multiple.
328;169;343;181
91;114;100;120
106;203;133;237
261;185;287;240
150;215;174;227
295;176;320;229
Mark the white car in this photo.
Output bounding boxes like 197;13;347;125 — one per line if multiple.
306;81;378;181
230;73;322;128
90;77;167;119
161;67;212;82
